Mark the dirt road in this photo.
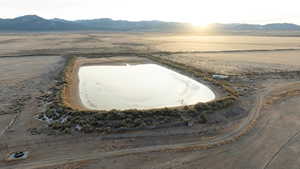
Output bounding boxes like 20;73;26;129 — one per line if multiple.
2;79;300;169
1;33;300;169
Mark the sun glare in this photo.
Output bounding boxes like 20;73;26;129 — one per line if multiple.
188;17;212;27
191;21;210;28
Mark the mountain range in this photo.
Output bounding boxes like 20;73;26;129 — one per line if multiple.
0;15;300;32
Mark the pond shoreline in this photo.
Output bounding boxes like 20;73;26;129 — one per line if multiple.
63;57;160;111
64;56;223;112
78;63;216;111
42;55;238;133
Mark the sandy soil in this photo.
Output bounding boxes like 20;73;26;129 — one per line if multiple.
156;50;300;75
63;57;153;111
86;83;300;169
1;32;300;169
1;32;300;56
0;56;64;138
64;56;219;111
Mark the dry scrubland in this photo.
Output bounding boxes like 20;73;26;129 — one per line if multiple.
2;32;300;74
1;32;300;169
157;50;300;75
1;32;300;55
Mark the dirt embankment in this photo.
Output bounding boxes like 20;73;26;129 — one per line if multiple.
3;33;300;169
41;55;240;134
62;56;153;111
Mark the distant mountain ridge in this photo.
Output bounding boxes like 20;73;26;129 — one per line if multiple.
209;23;300;31
0;15;300;32
0;15;85;31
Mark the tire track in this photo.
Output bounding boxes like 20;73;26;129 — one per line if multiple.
4;82;300;169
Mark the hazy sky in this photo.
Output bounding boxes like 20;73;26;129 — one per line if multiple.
1;0;300;25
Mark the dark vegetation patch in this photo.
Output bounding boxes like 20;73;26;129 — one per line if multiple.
112;43;145;46
0;38;23;44
41;96;236;134
39;54;241;134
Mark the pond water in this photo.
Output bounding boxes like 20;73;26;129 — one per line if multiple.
78;64;215;110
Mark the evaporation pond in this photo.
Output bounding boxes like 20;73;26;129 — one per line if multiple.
78;64;215;110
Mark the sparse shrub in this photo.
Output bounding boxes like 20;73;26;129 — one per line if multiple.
44;55;239;133
200;111;208;123
49;122;63;130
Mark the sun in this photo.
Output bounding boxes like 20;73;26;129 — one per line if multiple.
190;20;211;28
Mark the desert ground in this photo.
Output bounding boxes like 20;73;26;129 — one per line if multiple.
1;32;300;169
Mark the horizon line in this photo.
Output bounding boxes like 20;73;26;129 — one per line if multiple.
1;14;299;26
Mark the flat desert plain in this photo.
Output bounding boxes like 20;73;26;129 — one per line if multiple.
1;32;300;169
